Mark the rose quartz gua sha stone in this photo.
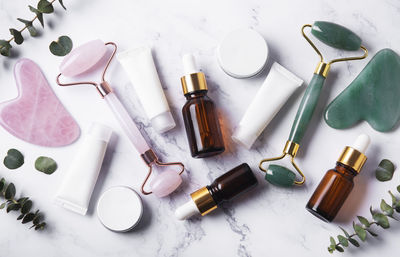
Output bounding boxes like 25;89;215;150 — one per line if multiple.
0;58;80;147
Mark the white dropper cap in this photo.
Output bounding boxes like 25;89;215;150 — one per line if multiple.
182;54;199;75
351;134;370;153
175;199;200;220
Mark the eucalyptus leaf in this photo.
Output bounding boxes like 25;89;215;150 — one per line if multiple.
348;238;360;247
337;235;348;247
9;29;23;45
353;222;367;241
366;229;378;237
0;40;12;56
335;245;344;252
3;148;24;169
397;185;400;194
4;183;16;200
17;213;25;220
35;222;46;230
35;156;57;174
22;212;35;224
59;0;66;10
0;202;6;209
0;178;5;192
37;0;54;14
328;246;334;253
33;213;42;225
28;6;44;27
49;36;73;56
357;216;370;228
373;213;390;229
380;199;394;216
375;159;395;182
21;200;32;214
339;226;350;237
6;202;20;213
329;236;336;247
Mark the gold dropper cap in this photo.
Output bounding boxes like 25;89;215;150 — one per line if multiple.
337;146;367;173
181;72;208;95
190;187;217;215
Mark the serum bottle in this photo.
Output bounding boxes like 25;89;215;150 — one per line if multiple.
175;163;258;219
306;134;370;222
180;54;225;158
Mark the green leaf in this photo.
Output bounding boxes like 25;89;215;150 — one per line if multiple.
375;159;395;181
335;245;344;252
373;213;390;229
29;6;44;27
348;238;360;247
397;185;400;194
37;0;54;14
0;178;5;192
329;236;336;247
21;200;32;214
16;19;37;37
3;148;24;169
33;214;41;225
353;222;367;241
49;36;73;56
17;197;29;204
17;213;25;220
35;156;57;174
9;29;23;45
22;212;35;224
6;202;21;213
0;40;12;56
4;183;16;200
339;226;350;237
327;246;334;253
337;235;348;247
35;222;46;230
366;229;378;237
380;199;394;216
58;0;66;10
0;202;6;209
357;216;370;228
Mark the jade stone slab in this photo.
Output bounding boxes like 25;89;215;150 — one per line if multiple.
265;164;296;187
324;49;400;132
311;21;361;51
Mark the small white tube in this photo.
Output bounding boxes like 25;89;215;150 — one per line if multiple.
54;123;112;215
117;46;176;133
175;199;200;220
232;62;303;149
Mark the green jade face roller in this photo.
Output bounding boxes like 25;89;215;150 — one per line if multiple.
259;21;368;187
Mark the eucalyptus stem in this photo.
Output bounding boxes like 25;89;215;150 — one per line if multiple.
0;0;66;56
328;187;400;253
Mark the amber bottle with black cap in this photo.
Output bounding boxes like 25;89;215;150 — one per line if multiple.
306;134;370;222
180;54;225;158
175;163;258;219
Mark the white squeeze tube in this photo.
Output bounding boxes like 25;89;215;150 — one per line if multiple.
54;123;112;215
116;46;176;133
232;62;304;149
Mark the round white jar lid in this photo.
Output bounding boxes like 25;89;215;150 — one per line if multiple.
97;186;143;232
216;28;269;78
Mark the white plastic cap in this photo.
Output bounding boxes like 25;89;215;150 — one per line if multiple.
150;111;176;133
216;28;268;78
182;54;198;75
351;134;370;153
175;199;200;220
88;122;113;142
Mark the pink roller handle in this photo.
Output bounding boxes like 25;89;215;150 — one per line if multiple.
104;92;150;153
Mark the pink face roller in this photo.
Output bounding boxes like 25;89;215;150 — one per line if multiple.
56;40;184;197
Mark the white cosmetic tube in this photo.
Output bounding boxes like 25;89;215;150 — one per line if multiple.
232;62;303;149
54;123;112;215
117;46;176;133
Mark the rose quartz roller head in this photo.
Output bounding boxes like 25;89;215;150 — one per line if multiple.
56;39;184;197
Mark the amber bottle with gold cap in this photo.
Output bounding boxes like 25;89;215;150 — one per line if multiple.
306;134;370;222
180;54;225;158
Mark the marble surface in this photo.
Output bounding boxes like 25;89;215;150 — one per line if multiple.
0;0;400;256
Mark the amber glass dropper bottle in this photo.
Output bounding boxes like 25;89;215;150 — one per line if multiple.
306;134;370;222
180;54;225;158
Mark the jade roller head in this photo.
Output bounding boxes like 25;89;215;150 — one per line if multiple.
259;21;368;187
56;40;185;197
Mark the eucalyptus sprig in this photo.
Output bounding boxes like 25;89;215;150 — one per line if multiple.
0;0;66;57
328;185;400;253
0;177;46;230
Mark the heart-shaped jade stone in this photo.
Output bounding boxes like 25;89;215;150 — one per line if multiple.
264;164;296;187
324;49;400;132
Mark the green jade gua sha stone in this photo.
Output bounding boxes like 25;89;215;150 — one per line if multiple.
324;49;400;132
262;21;366;187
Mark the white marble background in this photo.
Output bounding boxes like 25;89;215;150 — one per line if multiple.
0;0;400;256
